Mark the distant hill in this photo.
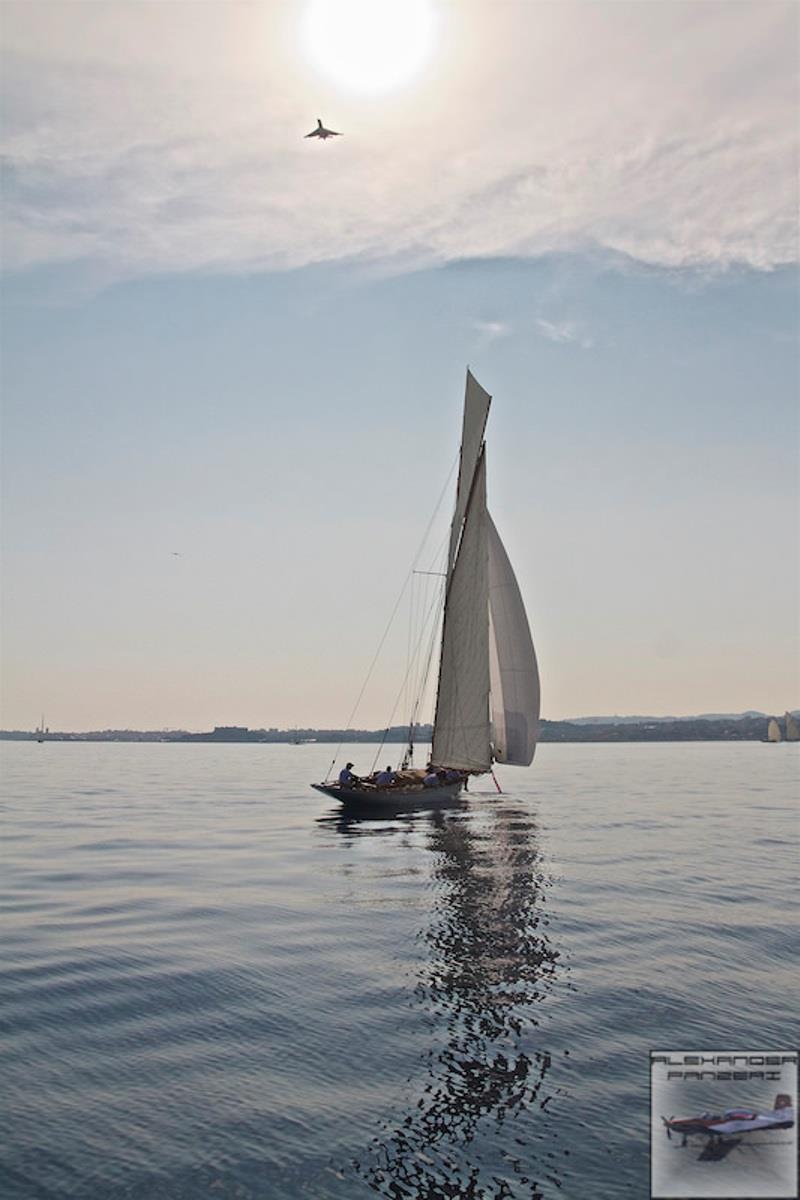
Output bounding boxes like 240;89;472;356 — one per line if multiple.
2;712;797;743
539;715;786;742
568;711;773;725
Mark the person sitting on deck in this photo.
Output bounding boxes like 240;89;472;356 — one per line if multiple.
338;762;359;787
445;768;463;784
375;766;396;787
423;769;440;788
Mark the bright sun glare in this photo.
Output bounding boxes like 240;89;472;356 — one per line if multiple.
302;0;436;94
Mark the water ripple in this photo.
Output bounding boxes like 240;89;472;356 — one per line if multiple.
1;741;797;1199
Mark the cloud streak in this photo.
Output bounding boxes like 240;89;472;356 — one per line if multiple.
1;1;796;280
535;318;593;350
473;320;511;343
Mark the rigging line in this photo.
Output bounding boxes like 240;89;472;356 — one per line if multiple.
371;575;444;773
370;573;447;773
324;452;459;781
406;580;422;752
405;531;449;755
405;584;446;764
403;571;414;736
408;573;424;734
402;540;450;769
410;535;448;696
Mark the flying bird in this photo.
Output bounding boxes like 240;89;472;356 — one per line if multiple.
305;118;341;141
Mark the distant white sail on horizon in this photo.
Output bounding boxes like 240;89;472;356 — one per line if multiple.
488;515;540;766
785;712;799;742
767;718;782;742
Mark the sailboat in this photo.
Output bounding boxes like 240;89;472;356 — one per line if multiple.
766;718;782;743
785;712;799;742
312;370;540;806
36;715;46;744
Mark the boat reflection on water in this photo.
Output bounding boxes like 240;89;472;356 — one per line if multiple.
328;794;469;826
322;796;563;1199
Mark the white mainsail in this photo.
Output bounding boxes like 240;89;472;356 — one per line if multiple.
447;370;491;577
432;371;539;774
784;712;799;742
488;516;540;765
767;718;782;742
432;449;492;771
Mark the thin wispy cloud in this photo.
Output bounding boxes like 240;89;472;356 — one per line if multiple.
535;318;593;350
1;1;796;281
473;320;511;343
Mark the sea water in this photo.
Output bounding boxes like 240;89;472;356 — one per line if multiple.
1;741;797;1199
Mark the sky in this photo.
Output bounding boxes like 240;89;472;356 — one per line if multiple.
1;0;798;731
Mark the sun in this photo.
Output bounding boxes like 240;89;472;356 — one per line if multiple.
302;0;437;94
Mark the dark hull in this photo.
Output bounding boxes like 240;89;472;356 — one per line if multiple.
311;781;463;807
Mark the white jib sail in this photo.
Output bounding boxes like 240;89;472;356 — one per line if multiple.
432;449;492;771
487;515;540;766
447;370;491;577
767;718;782;742
784;712;799;741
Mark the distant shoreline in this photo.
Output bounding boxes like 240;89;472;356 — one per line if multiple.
3;714;796;744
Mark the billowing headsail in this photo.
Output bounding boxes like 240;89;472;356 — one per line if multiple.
488;515;540;765
432;450;492;771
767;718;782;742
785;712;799;742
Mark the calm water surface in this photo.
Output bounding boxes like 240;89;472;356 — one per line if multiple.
1;742;797;1199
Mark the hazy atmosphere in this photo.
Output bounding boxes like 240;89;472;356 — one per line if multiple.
2;11;799;1200
2;0;798;730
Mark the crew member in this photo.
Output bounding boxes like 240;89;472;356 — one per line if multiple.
338;762;359;786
